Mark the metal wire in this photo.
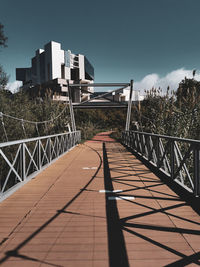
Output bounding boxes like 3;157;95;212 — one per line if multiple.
1;104;68;125
0;113;8;142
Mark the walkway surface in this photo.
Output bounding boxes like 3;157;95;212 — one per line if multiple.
0;132;200;267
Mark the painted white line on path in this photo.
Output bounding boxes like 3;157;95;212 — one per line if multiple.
108;196;135;200
99;190;123;193
82;167;97;170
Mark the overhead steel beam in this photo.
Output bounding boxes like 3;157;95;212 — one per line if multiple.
68;83;130;87
73;103;128;109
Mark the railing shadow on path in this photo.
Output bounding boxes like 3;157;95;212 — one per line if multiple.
1;132;200;266
104;142;200;266
126;146;200;216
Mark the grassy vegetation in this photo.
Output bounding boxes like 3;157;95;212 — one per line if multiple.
133;78;200;140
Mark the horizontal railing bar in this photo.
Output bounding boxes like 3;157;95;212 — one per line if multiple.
0;131;81;202
128;131;200;145
0;131;79;148
122;130;199;197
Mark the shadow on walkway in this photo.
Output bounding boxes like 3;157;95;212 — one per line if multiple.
103;142;129;267
104;141;200;266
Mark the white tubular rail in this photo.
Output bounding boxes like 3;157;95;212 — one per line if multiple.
122;131;200;197
0;131;81;202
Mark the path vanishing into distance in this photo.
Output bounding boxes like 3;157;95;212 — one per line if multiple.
0;132;200;266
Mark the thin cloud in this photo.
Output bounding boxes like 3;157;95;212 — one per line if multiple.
6;81;22;93
134;68;200;94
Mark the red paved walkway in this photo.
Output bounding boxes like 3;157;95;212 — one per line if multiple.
0;132;200;266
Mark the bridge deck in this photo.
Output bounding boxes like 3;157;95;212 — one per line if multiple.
0;132;200;267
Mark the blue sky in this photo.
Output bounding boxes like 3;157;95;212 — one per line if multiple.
1;0;200;92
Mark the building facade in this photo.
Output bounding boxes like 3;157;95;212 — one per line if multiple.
16;41;94;103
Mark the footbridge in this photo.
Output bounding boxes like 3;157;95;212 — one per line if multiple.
0;81;200;266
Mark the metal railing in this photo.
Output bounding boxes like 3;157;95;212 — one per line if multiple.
122;131;200;197
0;131;81;202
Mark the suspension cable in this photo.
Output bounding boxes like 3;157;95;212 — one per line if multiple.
0;112;8;142
1;104;68;125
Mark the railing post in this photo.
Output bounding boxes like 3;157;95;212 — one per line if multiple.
171;141;175;180
147;136;151;161
57;137;59;157
130;131;133;149
67;134;69;151
156;137;160;167
48;138;51;163
73;132;75;147
194;146;200;197
38;140;41;170
63;134;66;152
127;131;130;147
73;132;76;146
70;132;72;149
20;143;26;181
125;132;127;146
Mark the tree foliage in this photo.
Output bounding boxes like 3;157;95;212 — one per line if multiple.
0;65;8;90
0;23;8;90
0;23;7;48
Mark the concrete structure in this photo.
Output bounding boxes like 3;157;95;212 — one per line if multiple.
90;87;144;103
16;41;94;103
111;86;144;102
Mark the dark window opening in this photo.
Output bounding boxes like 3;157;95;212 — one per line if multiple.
61;64;65;79
71;68;79;80
84;56;94;80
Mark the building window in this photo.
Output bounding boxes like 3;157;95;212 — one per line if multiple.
61;64;65;79
71;68;79;80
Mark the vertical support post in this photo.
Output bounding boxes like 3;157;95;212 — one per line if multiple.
67;80;76;132
147;136;151;161
20;143;26;181
72;132;75;147
130;131;133;149
194;146;200;197
171;141;175;180
156;137;160;167
38;140;41;170
48;138;51;163
67;133;69;151
125;80;134;132
57;137;59;157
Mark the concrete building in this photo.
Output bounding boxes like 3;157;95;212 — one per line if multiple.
16;41;94;103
